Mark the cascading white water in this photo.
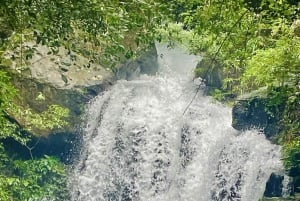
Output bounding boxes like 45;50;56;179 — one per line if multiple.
69;44;282;201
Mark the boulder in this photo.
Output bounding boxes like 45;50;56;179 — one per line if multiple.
232;88;284;142
264;173;284;197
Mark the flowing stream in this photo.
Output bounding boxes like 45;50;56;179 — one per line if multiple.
69;44;282;201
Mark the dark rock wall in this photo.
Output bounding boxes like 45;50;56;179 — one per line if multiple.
264;173;284;197
232;96;284;142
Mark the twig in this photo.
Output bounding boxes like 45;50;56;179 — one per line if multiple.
25;137;41;159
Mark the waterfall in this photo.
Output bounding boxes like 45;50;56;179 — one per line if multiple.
69;44;282;201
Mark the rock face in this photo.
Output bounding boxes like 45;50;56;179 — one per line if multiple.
6;42;114;89
6;43;158;160
232;89;284;142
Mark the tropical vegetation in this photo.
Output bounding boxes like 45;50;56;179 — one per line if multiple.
0;0;299;200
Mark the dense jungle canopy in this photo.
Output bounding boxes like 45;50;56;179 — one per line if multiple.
0;0;299;200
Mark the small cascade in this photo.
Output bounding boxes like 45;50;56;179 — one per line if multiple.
69;44;282;201
282;175;293;198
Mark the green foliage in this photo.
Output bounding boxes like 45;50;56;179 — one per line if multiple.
0;0;170;66
156;23;194;48
0;72;69;200
211;89;235;104
283;136;300;170
284;92;300;137
0;70;17;109
163;0;299;93
0;59;69;199
0;72;69;199
0;85;69;145
0;152;69;201
0;70;28;144
13;104;69;135
241;36;300;91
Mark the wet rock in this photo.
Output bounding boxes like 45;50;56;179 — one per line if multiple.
232;88;284;142
292;176;300;193
264;173;284;197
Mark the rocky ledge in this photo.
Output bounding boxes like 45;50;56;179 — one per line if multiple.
4;43;158;160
